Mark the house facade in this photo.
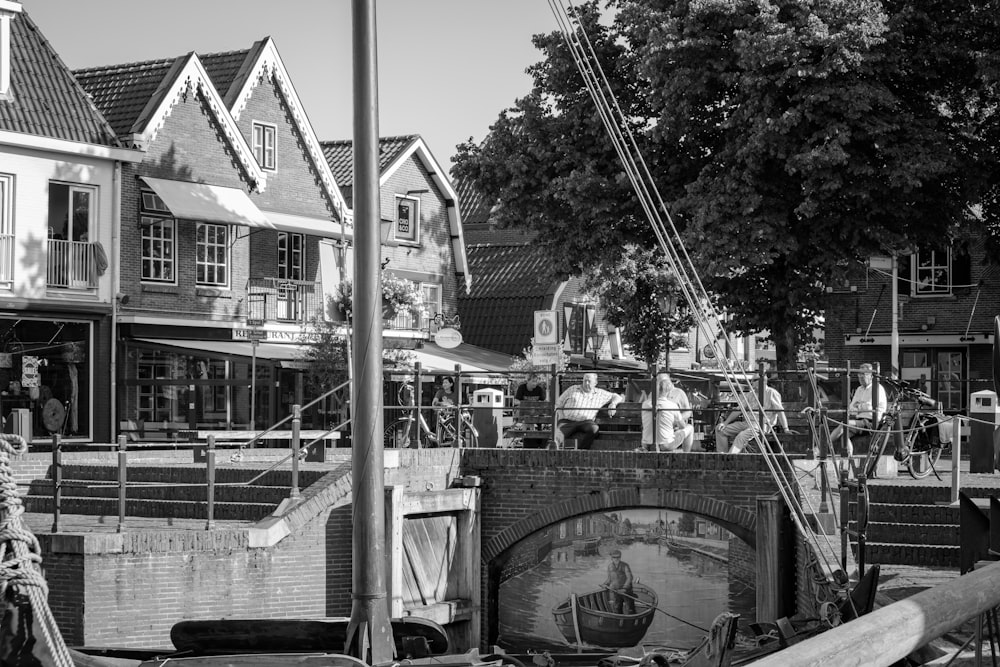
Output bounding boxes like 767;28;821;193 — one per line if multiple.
823;244;996;413
0;3;142;444
74;39;354;436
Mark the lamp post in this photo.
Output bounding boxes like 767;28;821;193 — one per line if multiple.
656;292;679;365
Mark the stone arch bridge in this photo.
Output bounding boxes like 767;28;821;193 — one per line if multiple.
460;450;794;645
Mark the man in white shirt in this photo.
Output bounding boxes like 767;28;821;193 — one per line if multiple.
641;372;694;451
554;372;624;450
716;376;791;454
829;363;888;460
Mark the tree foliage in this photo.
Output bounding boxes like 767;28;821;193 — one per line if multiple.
453;0;1000;368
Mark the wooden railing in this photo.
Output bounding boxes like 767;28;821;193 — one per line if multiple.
46;239;97;289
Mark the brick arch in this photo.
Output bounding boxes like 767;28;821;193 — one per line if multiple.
482;488;757;564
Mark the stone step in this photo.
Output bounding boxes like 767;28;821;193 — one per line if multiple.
23;495;274;522
28;480;292;505
864;502;961;525
860;541;960;568
851;521;960;546
51;464;326;486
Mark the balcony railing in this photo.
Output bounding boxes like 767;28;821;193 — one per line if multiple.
47;239;97;289
247;278;323;324
0;233;12;283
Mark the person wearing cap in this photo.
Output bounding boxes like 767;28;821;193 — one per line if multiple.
828;363;888;463
602;549;634;614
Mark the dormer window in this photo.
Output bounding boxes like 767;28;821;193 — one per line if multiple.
0;1;23;100
252;122;276;171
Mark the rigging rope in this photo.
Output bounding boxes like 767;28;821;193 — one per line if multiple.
547;0;846;583
0;432;74;667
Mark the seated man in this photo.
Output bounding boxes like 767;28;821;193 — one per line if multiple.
641;372;694;452
717;375;792;454
554;372;624;450
828;363;887;462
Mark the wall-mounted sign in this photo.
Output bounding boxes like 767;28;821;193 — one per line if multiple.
702;344;717;359
434;327;463;349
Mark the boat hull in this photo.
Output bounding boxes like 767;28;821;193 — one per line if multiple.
552;584;657;648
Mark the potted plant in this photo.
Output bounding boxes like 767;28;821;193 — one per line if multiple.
335;271;422;321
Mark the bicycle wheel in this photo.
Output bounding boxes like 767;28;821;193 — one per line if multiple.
907;428;942;479
863;426;892;478
384;419;412;449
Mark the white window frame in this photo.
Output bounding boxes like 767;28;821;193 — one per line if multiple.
278;232;304;280
421;283;442;329
196;223;229;287
912;247;951;296
252;122;276;171
48;182;96;242
140;190;176;284
394;195;420;245
0;173;12;284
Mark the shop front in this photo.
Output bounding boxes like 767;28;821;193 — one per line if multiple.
0;315;99;443
118;331;323;440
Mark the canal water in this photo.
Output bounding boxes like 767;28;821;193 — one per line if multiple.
497;532;755;652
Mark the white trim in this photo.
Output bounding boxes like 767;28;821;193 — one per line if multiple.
0;6;16;98
0;129;144;161
226;38;349;219
379;136;471;292
132;54;265;190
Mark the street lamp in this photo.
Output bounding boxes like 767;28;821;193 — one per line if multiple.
586;331;606;368
657;292;679;364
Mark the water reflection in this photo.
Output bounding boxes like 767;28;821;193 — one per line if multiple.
498;528;754;652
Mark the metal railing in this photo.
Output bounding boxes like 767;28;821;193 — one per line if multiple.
246;278;323;324
49;380;351;533
46;239;97;289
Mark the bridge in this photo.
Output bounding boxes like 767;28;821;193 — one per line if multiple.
14;446;811;652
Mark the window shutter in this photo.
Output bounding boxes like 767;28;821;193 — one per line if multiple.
897;254;912;297
952;246;971;289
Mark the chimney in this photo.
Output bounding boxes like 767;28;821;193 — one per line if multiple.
0;1;22;99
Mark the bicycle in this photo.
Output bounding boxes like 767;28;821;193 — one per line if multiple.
383;378;479;449
859;377;946;480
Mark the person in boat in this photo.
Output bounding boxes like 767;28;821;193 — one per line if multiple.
554;372;624;450
827;363;888;463
640;372;694;452
602;549;635;614
716;373;793;454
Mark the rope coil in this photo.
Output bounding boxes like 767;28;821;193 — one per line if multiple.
0;432;74;667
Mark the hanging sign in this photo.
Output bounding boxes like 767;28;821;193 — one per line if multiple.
21;356;41;388
434;327;463;349
531;343;563;367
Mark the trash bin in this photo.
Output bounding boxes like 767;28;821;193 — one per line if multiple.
472;388;504;448
969;390;1000;473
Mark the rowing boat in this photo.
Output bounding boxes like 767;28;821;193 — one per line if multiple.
552;584;658;648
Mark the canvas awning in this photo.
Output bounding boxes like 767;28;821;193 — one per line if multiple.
260;210;350;239
140;177;270;227
131;338;311;368
388;342;514;384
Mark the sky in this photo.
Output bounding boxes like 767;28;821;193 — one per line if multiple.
25;0;561;169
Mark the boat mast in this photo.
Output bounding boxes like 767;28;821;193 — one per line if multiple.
345;0;394;663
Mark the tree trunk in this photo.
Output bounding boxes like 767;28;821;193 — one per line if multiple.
773;323;798;371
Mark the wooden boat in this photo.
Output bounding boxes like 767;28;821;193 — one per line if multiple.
169;616;450;658
664;539;693;558
552;584;658;648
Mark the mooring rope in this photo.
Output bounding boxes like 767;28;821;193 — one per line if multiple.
0;432;74;667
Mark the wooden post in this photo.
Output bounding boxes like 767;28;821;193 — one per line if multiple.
756;495;786;623
50;434;61;533
205;434;215;530
551;363;559;448
290;404;301;500
117;434;127;533
411;363;422;449
454;363;463;446
951;415;963;504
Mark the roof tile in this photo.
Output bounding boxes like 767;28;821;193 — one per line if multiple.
1;9;120;146
320;135;418;201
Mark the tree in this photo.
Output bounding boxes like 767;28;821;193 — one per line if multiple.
453;0;999;368
582;244;692;364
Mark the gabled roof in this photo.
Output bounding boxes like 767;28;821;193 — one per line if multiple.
0;7;121;147
211;38;348;220
457;243;564;355
320;135;471;291
452;176;493;225
76;53;265;189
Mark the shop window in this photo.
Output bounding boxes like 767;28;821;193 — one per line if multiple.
196;223;228;287
0;174;12;284
0;318;92;440
252;122;276;171
140;190;175;283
